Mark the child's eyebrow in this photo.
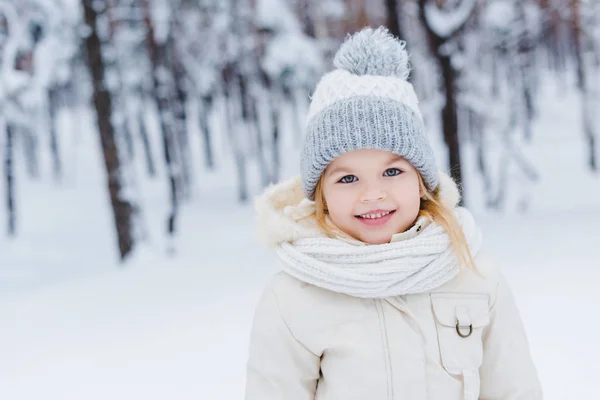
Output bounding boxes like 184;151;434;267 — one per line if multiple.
387;154;405;163
326;166;353;176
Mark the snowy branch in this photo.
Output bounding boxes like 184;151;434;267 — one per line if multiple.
423;0;477;39
0;2;31;122
150;0;172;44
255;0;301;33
262;33;323;87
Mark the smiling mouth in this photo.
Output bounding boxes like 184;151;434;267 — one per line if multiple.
355;210;396;219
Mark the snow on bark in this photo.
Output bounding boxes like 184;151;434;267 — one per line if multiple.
423;0;477;39
256;0;300;33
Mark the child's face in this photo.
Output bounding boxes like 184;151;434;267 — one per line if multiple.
321;149;422;245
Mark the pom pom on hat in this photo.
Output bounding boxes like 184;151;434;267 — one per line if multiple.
333;27;410;79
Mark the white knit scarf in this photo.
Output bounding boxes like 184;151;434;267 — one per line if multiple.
275;207;483;298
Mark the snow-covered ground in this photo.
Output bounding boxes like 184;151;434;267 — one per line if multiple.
1;77;599;399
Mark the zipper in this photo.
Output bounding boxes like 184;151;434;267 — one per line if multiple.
375;299;394;400
384;296;429;399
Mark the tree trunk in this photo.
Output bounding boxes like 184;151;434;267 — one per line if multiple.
287;86;305;144
21;127;39;178
223;63;249;202
385;0;405;41
120;102;135;162
270;84;282;183
516;1;535;142
172;57;192;197
48;86;62;180
142;0;180;236
418;0;471;199
242;75;271;188
439;54;463;190
232;73;249;202
297;0;316;38
82;0;135;260
228;0;258;200
4;123;16;236
138;107;156;177
199;94;214;169
474;122;492;207
571;0;598;171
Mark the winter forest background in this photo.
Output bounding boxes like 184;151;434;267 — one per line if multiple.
1;0;599;398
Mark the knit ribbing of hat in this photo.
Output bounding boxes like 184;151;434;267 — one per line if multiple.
300;96;438;200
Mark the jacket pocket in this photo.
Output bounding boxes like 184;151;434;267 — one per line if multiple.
430;293;491;376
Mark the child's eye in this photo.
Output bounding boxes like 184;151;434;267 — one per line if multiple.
384;168;402;177
338;175;357;184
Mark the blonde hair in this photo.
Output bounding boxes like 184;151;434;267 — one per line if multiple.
314;173;476;270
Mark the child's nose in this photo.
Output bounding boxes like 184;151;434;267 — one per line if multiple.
360;187;386;202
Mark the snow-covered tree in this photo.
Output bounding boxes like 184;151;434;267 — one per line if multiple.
417;0;478;196
81;0;136;259
570;0;599;171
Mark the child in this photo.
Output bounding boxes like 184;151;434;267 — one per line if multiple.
245;27;542;400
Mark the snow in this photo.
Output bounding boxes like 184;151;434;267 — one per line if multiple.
423;0;477;39
318;0;347;20
150;0;171;44
255;0;301;34
0;2;28;102
481;0;515;31
1;71;600;400
482;1;542;37
262;33;323;86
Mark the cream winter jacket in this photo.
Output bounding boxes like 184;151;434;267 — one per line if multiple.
245;174;543;400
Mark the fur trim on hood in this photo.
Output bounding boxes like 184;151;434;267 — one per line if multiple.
255;172;461;247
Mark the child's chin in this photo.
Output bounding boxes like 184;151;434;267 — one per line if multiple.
360;233;393;245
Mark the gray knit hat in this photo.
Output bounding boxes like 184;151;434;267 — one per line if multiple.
300;27;438;200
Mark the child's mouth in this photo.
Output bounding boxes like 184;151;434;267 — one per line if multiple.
355;210;396;226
